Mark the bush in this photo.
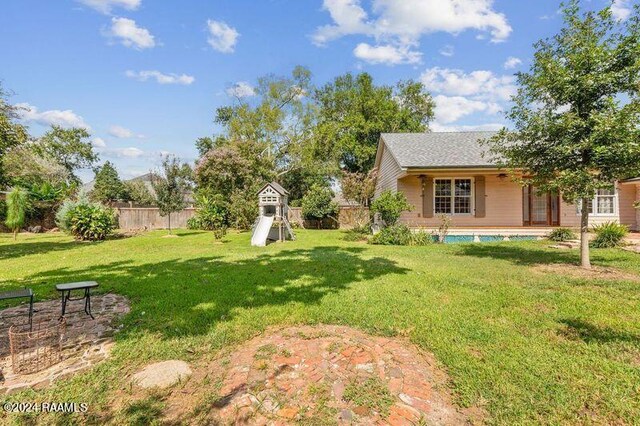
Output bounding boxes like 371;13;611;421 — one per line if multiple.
411;230;435;246
228;189;258;231
370;190;412;226
56;196;116;241
591;221;628;248
343;224;370;241
370;224;412;245
5;187;30;238
547;227;577;242
301;184;338;222
69;204;116;241
187;193;228;232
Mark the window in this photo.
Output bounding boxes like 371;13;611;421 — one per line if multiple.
434;178;473;215
578;188;617;215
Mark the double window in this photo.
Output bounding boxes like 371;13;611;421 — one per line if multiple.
435;178;473;215
578;188;617;216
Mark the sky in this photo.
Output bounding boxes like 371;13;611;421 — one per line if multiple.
1;0;635;183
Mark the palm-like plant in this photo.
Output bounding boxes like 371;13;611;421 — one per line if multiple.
5;187;30;240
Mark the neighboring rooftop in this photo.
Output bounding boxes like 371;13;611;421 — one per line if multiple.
380;131;499;169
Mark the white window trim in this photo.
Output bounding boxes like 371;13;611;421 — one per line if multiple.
433;177;475;216
576;188;618;217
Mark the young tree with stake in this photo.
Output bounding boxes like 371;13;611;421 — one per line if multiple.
485;1;640;269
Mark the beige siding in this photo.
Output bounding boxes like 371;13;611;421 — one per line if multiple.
398;173;524;227
560;183;638;229
374;144;403;198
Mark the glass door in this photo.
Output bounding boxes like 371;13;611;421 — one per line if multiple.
523;186;560;226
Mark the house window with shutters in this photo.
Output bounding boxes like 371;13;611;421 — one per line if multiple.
434;178;474;215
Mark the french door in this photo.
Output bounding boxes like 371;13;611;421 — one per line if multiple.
523;186;560;226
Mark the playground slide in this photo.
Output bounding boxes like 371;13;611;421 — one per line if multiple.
251;215;275;247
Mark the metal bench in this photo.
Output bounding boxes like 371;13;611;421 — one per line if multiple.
55;281;99;320
0;288;34;330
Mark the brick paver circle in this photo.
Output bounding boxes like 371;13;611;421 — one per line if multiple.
206;325;469;425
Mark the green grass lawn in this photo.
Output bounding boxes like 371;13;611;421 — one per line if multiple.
1;229;640;424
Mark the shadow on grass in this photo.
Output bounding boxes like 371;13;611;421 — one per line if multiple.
0;239;86;261
20;246;408;339
560;318;640;344
455;243;579;266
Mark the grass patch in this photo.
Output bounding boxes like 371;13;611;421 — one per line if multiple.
1;230;640;423
343;376;394;417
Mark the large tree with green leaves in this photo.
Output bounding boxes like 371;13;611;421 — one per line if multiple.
0;84;29;189
153;156;192;233
313;73;434;174
485;1;640;268
91;161;126;203
35;126;98;182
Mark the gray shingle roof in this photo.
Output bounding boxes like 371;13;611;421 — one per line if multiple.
259;181;289;195
381;131;499;169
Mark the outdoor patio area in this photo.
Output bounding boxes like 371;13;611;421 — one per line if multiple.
0;294;130;394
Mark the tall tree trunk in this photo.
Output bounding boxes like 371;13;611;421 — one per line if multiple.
13;229;17;241
580;198;591;269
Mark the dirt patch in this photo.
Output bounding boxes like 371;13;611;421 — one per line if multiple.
533;264;640;282
135;325;481;425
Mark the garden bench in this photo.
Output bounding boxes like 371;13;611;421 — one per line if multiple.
0;288;34;330
55;281;99;320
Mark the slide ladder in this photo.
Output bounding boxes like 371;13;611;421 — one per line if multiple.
283;218;296;241
251;215;275;247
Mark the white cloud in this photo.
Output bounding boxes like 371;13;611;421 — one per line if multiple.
420;67;516;101
439;44;454;57
207;20;239;53
312;0;512;62
108;125;144;139
433;95;501;123
106;17;155;50
103;147;145;158
16;103;91;130
503;56;522;69
76;0;140;14
353;43;421;65
225;81;256;98
611;0;632;21
92;137;106;148
125;70;195;85
430;122;505;132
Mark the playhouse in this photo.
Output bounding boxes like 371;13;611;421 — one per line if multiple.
251;182;295;246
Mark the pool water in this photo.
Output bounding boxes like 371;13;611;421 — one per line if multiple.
441;235;538;243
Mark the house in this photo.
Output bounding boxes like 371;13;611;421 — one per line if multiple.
373;132;640;230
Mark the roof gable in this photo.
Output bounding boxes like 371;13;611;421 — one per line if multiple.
380;131;499;169
258;181;288;196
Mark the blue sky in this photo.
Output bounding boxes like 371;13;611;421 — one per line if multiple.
1;0;633;182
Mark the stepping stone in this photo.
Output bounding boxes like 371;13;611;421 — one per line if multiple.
132;360;192;389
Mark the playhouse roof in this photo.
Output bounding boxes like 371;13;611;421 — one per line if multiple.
258;181;289;196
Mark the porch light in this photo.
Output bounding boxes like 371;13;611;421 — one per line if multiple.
497;173;508;181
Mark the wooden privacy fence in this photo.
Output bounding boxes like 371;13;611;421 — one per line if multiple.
116;208;196;230
288;206;369;229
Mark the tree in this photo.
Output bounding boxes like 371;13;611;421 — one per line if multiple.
341;169;377;227
485;1;640;268
123;180;156;206
0;84;29;189
35;126;98;182
301;184;339;228
152;156;192;233
313;73;434;173
5;187;29;239
91;161;126;203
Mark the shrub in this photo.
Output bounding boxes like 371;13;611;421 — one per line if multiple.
228;189;258;231
5;187;30;239
301;184;339;223
411;230;435;246
370;190;412;226
187;192;228;233
56;196;116;241
343;224;370;241
68;203;117;241
547;227;577;242
370;224;412;245
591;221;628;248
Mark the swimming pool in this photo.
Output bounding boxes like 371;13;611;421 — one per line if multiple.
440;235;540;243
